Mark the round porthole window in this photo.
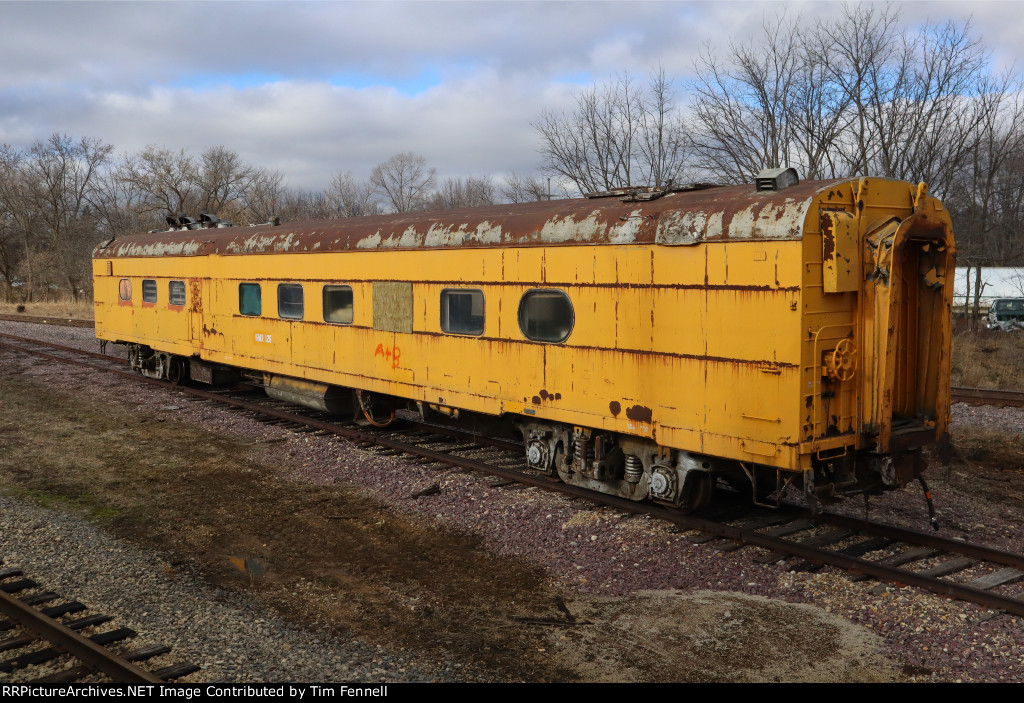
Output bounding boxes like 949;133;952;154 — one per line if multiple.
518;289;574;343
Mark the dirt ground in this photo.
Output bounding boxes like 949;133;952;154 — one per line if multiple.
0;357;924;682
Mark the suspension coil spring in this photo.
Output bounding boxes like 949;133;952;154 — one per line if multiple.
624;455;643;483
574;436;593;471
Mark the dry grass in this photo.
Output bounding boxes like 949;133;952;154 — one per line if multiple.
951;329;1024;390
952;425;1024;467
0;300;94;320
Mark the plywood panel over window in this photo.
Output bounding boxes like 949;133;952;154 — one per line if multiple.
373;281;413;333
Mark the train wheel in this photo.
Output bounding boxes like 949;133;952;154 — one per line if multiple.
167;357;187;386
552;445;567;480
678;471;713;513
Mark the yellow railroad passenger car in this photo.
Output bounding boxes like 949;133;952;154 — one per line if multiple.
93;172;955;511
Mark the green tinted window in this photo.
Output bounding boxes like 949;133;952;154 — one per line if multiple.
239;283;261;316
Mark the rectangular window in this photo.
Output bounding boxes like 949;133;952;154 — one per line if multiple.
323;285;354;324
169;280;186;306
441;289;485;336
239;283;262;316
118;278;132;301
142;279;157;303
278;283;304;320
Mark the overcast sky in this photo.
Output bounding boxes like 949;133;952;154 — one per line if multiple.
1;0;1019;189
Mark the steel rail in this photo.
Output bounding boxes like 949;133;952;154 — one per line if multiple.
0;313;94;328
0;589;162;683
4;332;1024;618
951;386;1024;408
811;507;1024;570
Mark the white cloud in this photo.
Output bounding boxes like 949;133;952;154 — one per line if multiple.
0;0;1018;191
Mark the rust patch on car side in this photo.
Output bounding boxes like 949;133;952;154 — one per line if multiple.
625;405;653;423
609;401;621;417
821;213;835;261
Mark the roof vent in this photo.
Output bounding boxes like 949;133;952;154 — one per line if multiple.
755;167;799;192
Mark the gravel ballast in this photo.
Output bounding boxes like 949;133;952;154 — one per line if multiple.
2;320;1024;682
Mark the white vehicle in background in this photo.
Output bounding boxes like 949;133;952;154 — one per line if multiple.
987;298;1024;330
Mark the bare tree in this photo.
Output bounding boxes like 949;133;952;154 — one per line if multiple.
637;68;691;186
687;4;994;190
118;144;276;225
816;5;987;191
0;135;113;301
194;145;259;215
534;70;689;194
0;144;36;299
944;71;1024;322
369;152;437;213
501;172;550;203
242;168;286;223
275;188;337;222
689;12;851;181
121;145;198;218
89;152;155;239
426;175;497;210
0;197;20;302
327;171;382;217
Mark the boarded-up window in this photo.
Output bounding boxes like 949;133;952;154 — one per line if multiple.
239;283;261;316
441;289;484;335
278;283;304;320
118;279;132;301
518;289;574;343
372;281;413;333
169;281;186;306
142;279;157;303
323;285;354;324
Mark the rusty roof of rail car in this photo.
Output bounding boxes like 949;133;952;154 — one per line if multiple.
95;178;854;259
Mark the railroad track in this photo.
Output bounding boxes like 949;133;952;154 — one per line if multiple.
0;313;94;328
0;560;198;682
2;331;1024;624
951;386;1024;408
